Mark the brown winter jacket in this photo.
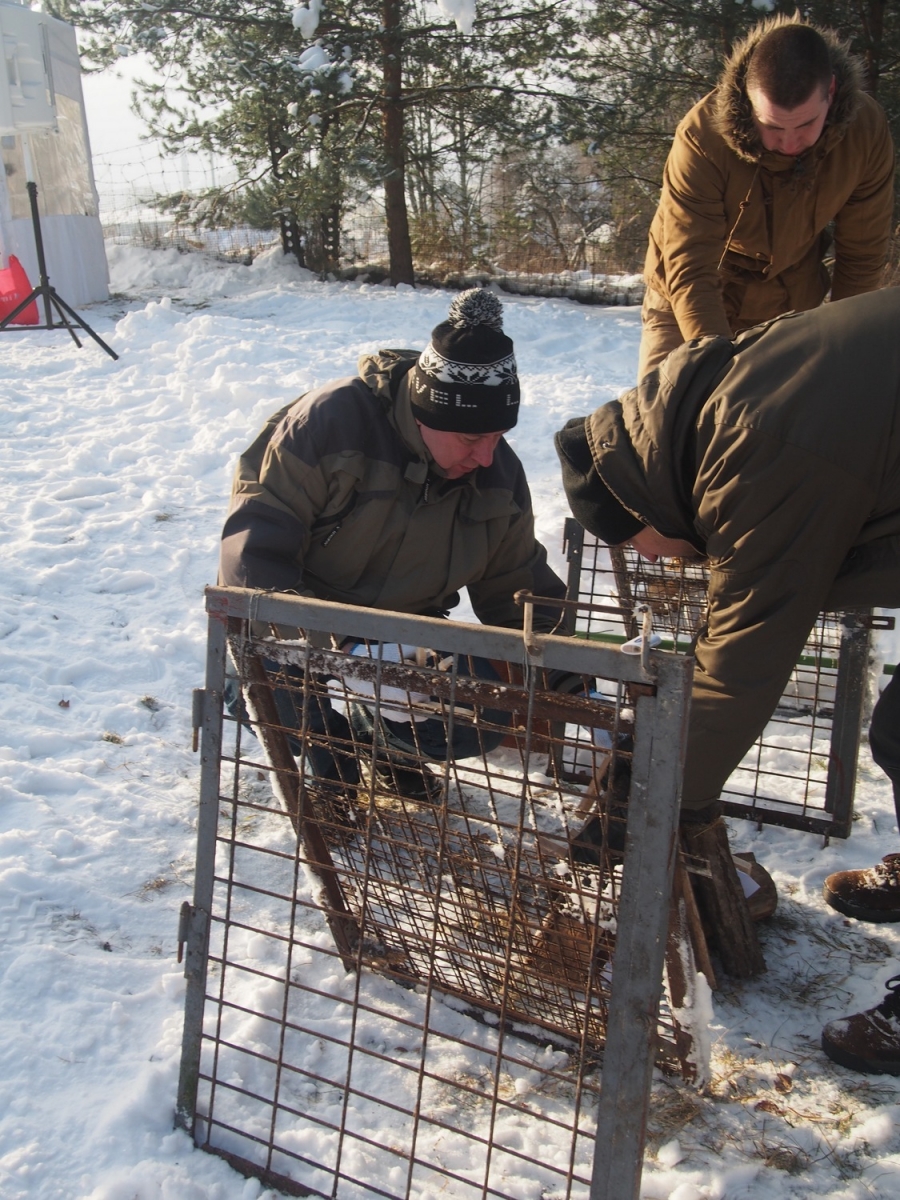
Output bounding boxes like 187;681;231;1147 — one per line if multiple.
220;349;565;631
584;287;900;809
643;23;894;348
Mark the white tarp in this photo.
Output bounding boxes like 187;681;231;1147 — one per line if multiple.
0;2;108;307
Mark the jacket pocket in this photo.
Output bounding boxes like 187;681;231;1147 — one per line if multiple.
311;492;359;546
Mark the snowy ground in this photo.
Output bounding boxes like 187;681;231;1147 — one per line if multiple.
1;245;899;1199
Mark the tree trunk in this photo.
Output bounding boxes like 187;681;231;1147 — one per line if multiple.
858;0;887;95
381;0;415;286
268;126;305;267
279;212;305;267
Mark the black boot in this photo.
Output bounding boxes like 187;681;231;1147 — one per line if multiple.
373;759;443;805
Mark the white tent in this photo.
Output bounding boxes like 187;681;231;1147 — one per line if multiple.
0;1;109;307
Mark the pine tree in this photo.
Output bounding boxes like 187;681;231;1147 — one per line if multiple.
56;0;579;284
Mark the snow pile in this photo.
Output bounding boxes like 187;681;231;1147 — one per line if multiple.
0;245;898;1198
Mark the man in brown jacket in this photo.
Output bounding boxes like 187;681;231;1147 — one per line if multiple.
556;287;900;1075
638;16;894;380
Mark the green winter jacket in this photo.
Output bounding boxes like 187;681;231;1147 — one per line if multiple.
220;349;565;631
585;287;900;808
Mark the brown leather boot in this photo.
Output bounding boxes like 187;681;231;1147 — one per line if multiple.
823;853;900;922
821;976;900;1075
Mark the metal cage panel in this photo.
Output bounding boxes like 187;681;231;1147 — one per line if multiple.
176;587;695;1200
563;519;875;838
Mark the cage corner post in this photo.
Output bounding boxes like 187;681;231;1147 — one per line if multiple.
824;611;873;838
589;650;693;1200
174;609;227;1137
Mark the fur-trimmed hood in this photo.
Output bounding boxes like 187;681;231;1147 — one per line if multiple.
713;15;866;163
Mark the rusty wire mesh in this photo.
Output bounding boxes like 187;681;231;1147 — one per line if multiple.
177;588;695;1200
564;520;876;837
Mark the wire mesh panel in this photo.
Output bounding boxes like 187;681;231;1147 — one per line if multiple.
176;586;694;1200
563;519;878;838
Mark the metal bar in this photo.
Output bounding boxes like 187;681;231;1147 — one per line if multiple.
562;517;584;635
174;610;227;1132
204;586;656;684
824;612;871;837
719;799;843;837
590;652;692;1200
262;642;635;728
515;586;632;621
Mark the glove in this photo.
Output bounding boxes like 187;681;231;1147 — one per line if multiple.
344;642;433;724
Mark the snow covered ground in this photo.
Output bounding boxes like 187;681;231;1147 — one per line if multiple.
1;245;899;1199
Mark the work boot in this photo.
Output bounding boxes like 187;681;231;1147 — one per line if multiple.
374;759;443;805
821;976;900;1075
823;853;900;922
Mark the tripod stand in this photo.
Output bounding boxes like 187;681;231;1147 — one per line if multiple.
0;135;118;360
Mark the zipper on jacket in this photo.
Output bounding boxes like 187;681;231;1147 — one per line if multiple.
312;493;359;545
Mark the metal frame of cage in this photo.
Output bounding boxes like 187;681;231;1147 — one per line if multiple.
175;584;696;1200
563;518;891;839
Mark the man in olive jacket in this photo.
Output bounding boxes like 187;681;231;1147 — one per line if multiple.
556;286;900;1074
639;17;894;380
220;289;567;801
221;288;562;628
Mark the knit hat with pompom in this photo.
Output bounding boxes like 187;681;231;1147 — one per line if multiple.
408;289;520;433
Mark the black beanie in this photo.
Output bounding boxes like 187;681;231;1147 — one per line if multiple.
554;416;644;545
409;289;520;433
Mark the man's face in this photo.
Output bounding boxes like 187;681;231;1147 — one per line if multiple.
748;76;835;156
417;423;508;478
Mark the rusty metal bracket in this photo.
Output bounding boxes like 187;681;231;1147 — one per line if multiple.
860;613;895;631
190;687;206;751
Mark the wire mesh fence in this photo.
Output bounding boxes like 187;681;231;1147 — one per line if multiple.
176;586;697;1200
90;140;646;297
563;519;888;839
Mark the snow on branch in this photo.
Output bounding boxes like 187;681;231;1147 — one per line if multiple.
438;0;476;37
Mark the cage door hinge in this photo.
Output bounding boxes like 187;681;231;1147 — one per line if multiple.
191;687;208;751
177;901;209;974
858;613;895;631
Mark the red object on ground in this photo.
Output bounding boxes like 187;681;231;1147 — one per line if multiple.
0;255;39;326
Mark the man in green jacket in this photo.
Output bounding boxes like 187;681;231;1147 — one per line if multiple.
639;16;894;380
221;288;567;801
556;287;900;1075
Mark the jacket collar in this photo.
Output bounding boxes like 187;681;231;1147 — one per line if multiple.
586;337;740;551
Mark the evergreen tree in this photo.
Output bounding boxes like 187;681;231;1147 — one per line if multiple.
55;0;578;284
